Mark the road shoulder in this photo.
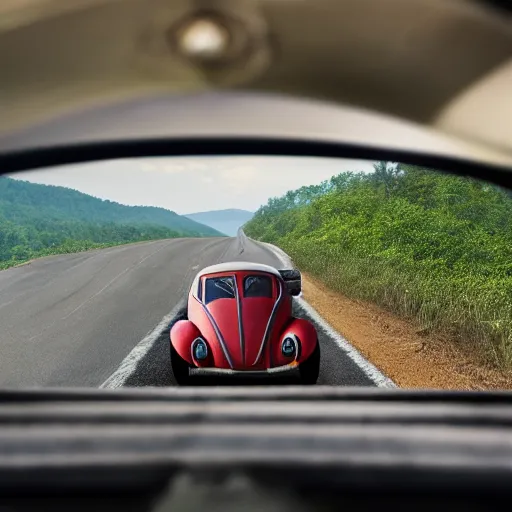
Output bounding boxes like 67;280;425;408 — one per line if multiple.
302;273;512;390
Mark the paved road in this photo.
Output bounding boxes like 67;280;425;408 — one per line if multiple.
0;235;375;388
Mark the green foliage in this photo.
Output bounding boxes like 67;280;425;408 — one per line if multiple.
245;163;512;367
0;176;222;269
0;177;223;237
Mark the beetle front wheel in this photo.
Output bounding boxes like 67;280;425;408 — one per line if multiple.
169;345;191;386
298;342;320;385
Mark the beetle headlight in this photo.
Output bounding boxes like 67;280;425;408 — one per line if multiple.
192;338;208;360
281;335;297;357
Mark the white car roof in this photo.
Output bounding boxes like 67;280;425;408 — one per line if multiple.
189;262;283;298
198;262;282;277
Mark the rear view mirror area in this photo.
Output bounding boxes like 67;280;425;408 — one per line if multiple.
279;269;302;296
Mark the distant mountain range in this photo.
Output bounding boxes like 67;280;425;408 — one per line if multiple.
0;177;223;265
185;209;254;236
0;177;222;236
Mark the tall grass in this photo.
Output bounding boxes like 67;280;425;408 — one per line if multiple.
283;240;512;366
245;165;512;367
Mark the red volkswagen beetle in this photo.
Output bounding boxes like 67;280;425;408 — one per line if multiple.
169;262;320;385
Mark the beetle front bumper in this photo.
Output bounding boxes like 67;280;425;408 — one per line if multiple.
188;361;300;378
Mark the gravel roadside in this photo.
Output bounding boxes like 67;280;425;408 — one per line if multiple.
302;273;512;390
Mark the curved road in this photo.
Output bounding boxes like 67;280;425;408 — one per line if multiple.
0;235;383;388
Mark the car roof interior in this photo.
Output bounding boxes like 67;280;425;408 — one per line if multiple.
1;0;512;168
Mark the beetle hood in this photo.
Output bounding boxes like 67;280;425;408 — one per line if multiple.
197;271;287;370
205;295;276;369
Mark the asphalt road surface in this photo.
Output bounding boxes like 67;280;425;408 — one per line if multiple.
0;234;378;388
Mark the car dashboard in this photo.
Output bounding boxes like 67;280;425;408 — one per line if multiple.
1;386;512;511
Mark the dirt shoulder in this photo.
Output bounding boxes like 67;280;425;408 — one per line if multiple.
302;273;512;390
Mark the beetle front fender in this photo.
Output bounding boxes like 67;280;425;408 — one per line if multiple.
273;317;318;366
288;317;318;362
170;319;202;365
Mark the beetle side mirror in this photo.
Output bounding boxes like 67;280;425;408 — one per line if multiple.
278;269;302;296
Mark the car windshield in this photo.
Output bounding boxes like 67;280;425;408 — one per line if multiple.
205;276;236;304
244;275;273;298
1;156;511;391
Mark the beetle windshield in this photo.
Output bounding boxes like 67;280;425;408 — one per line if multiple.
205;276;236;304
244;275;273;298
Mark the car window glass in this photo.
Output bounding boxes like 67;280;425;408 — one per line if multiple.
205;276;236;304
244;275;273;298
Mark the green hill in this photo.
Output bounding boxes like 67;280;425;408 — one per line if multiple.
244;163;512;366
0;176;223;267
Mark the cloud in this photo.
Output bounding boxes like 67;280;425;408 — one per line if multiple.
10;156;376;214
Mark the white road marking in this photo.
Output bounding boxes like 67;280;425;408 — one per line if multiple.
99;241;220;389
100;301;184;389
255;238;397;389
295;298;396;388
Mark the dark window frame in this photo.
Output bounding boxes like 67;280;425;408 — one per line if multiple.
197;278;203;301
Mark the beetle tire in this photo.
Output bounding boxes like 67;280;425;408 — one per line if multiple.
169;344;191;386
298;341;320;385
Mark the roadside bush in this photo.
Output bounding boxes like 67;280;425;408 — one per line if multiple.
245;164;512;367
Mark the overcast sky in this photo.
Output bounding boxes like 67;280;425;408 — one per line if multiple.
9;156;375;214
